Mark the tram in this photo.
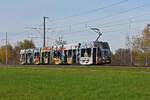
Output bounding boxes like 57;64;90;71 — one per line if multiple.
20;41;111;65
80;41;111;65
20;28;111;65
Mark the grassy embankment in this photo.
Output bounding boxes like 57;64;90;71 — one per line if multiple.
0;65;150;100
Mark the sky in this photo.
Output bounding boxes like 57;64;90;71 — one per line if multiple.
0;0;150;52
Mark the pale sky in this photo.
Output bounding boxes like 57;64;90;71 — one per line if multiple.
0;0;150;52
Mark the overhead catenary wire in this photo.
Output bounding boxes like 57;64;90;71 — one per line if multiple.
49;0;129;23
71;2;150;25
5;15;150;42
59;18;150;38
98;12;150;27
49;2;150;30
99;18;150;28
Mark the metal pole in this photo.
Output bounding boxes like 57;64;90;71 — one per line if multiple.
6;32;8;65
43;16;46;47
129;18;133;66
130;49;132;65
43;16;48;47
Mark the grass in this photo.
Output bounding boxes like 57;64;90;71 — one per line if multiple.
0;65;150;100
6;64;150;72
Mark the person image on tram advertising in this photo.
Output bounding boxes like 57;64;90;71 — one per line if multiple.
84;51;89;63
84;51;88;57
83;48;91;58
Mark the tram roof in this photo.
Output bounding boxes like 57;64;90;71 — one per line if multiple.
80;41;109;48
63;43;79;50
26;49;34;53
42;46;52;51
34;48;41;53
53;43;80;50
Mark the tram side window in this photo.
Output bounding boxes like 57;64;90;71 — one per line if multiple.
53;51;55;57
73;50;76;56
53;51;57;57
27;53;32;57
37;53;40;57
42;52;45;57
97;48;101;57
57;51;61;57
48;52;50;56
64;50;67;56
27;53;32;61
53;51;61;58
35;53;39;57
87;48;91;57
68;50;72;57
81;49;85;57
45;52;48;57
45;52;50;57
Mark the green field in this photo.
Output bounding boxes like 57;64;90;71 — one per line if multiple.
0;65;150;100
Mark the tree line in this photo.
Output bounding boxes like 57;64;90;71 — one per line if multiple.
111;24;150;67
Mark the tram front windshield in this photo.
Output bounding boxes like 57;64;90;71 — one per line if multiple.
81;48;91;57
104;51;110;57
102;43;110;49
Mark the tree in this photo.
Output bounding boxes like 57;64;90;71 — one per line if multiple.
130;24;150;66
16;40;35;49
0;44;13;64
141;25;150;53
112;48;131;66
13;40;36;64
132;25;150;52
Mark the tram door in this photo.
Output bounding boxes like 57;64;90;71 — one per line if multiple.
42;52;44;64
93;48;96;64
24;54;27;64
64;50;68;64
72;50;76;64
48;51;50;64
